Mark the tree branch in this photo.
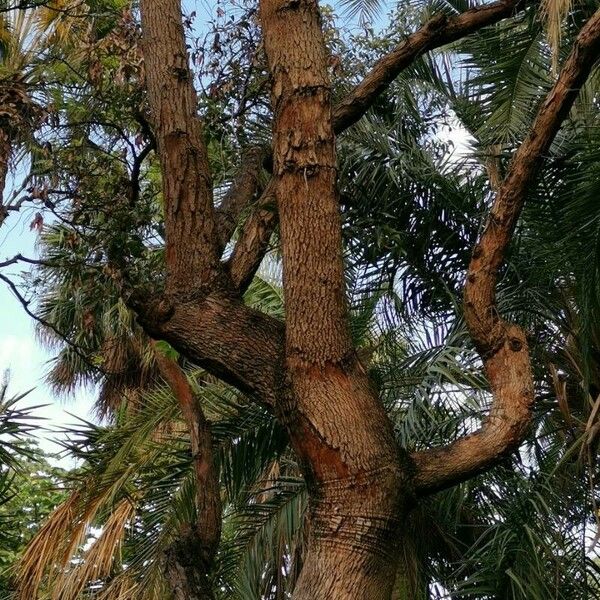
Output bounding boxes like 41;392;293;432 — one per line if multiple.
133;292;284;408
332;0;525;134
152;343;221;596
139;0;221;294
226;0;527;288
226;180;278;292
411;7;600;495
215;146;267;249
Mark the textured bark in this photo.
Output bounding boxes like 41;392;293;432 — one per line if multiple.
153;348;222;555
134;1;600;598
260;0;407;597
411;7;600;495
140;0;221;294
227;180;278;292
222;0;528;280
332;0;526;133
215;146;267;249
135;291;284;407
163;527;216;600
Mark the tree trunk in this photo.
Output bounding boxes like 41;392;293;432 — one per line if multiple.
163;528;216;600
258;0;411;597
134;1;600;598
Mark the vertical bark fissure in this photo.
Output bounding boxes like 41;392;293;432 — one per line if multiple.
411;8;600;495
140;0;221;294
259;1;407;597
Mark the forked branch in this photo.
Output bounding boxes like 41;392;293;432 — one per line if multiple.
227;0;528;282
411;8;600;495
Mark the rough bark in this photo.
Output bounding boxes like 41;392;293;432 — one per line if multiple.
153;346;222;573
134;1;600;598
163;527;216;600
259;0;408;597
140;0;221;294
135;291;284;407
215;145;267;249
332;0;526;133
227;180;278;292
411;7;600;495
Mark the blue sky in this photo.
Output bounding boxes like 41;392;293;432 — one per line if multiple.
0;180;94;459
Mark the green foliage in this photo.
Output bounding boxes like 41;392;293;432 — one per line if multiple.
2;0;600;598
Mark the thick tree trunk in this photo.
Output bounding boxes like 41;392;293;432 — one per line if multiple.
134;1;600;598
259;0;409;597
163;528;216;600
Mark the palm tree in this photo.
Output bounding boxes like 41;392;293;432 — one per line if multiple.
9;0;600;598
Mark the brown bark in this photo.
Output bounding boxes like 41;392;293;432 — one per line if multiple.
135;292;284;407
227;180;278;292
133;1;600;598
163;527;216;600
332;0;526;133
222;0;529;277
411;7;600;495
215;145;267;249
153;345;221;600
259;0;407;597
140;0;221;294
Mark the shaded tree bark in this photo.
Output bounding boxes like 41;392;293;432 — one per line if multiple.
153;345;221;600
134;0;600;598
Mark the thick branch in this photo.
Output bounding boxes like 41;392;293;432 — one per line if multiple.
261;0;352;366
139;0;221;293
412;8;600;495
332;0;525;133
215;146;267;249
227;0;526;285
134;292;284;407
227;180;278;292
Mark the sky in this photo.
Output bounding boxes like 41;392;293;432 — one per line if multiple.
0;187;94;460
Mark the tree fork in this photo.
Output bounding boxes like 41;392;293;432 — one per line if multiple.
411;7;600;495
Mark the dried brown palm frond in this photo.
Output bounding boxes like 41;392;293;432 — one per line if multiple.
16;477;130;600
0;78;43;136
540;0;574;73
15;491;83;600
52;498;136;600
92;574;140;600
